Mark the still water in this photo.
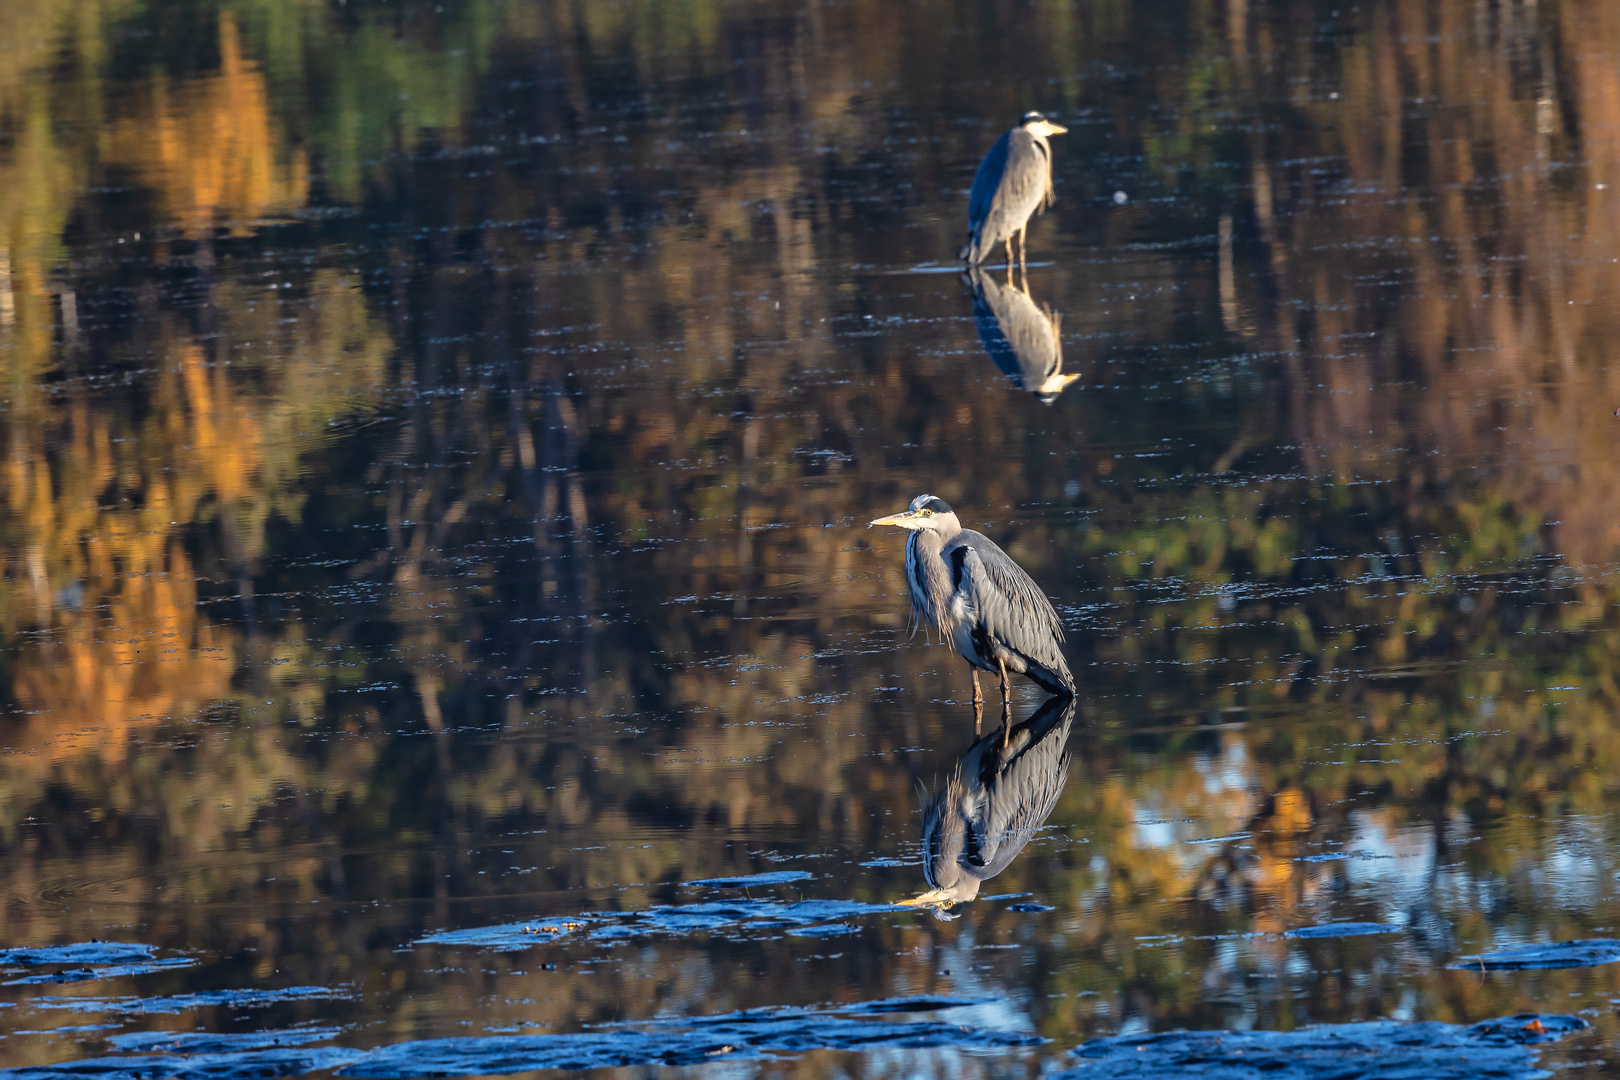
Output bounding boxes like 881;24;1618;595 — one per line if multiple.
3;0;1620;1076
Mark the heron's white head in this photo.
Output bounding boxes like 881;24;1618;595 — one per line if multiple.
1035;371;1082;403
1020;111;1068;138
868;495;960;533
895;886;972;920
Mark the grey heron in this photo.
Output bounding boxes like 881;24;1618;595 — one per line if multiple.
869;495;1074;712
964;266;1080;403
959;111;1068;268
899;694;1076;913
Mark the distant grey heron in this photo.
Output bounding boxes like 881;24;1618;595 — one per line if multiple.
899;694;1076;913
869;495;1074;712
959;112;1068;268
964;267;1080;403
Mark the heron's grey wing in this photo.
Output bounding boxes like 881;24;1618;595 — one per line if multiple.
969;750;1070;878
966;270;1026;383
950;531;1066;649
967;131;1013;229
919;779;953;890
981;277;1061;386
968;702;1075;877
923;766;991;888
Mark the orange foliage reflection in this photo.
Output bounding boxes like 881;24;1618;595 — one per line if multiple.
105;13;307;236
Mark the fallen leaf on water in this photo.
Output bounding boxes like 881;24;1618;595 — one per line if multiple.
1522;1019;1547;1035
520;922;582;936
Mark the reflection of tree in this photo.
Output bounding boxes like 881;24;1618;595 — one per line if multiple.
105;14;307;237
0;274;390;798
1214;0;1620;570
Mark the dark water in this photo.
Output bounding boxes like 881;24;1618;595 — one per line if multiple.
4;0;1620;1076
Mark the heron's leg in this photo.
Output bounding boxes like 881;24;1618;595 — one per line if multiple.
1018;224;1028;273
971;667;984;733
1001;698;1013;749
1004;235;1014;272
997;657;1011;707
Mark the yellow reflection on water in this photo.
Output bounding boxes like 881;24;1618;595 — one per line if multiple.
106;14;307;237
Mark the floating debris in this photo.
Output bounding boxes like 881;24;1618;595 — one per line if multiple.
1449;938;1620;971
1009;903;1055;913
517;922;585;937
1059;1013;1586;1079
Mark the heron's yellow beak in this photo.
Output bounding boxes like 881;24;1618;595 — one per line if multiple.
1038;372;1082;395
896;889;956;908
1039;120;1068;137
868;510;920;529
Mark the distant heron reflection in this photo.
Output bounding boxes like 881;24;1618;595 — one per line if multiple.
898;695;1076;916
964;267;1079;403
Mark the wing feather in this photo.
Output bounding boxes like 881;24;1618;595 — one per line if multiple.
948;530;1072;691
966;698;1076;876
967;131;1013;229
952;531;1064;642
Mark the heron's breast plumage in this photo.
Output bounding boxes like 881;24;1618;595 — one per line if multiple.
905;528;957;637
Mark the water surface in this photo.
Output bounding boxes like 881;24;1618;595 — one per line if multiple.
4;0;1620;1076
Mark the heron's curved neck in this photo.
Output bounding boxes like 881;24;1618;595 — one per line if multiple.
906;527;957;632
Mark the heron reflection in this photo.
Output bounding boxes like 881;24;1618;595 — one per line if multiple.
899;695;1076;916
964;267;1079;403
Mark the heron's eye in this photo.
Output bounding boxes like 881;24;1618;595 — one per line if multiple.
921;509;933;516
